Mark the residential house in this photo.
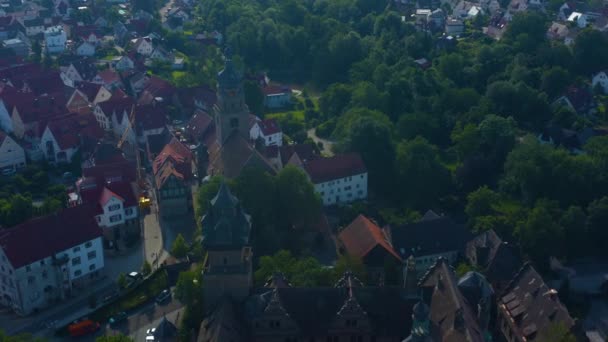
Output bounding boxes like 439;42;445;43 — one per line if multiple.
427;8;446;30
76;41;95;56
466;229;522;291
338;215;402;283
77;178;138;242
389;211;472;273
44;25;66;53
149;46;172;62
303;153;368;206
131;36;153;56
11;93;67;140
39;113;103;164
134;104;168;144
0;205;104;315
0;16;19;40
94;17;109;28
111;55;135;71
185;109;213;143
53;0;70;18
264;143;318;171
497;264;575;342
416;258;489;341
60;58;97;87
92;69;122;89
568;11;588;28
0;131;25;171
552;85;595;115
21;18;44;36
113;21;128;43
81;142;137;183
94;95;134;133
262;85;292;109
173;86;217;114
3;38;29;57
445;17;465;35
138;76;176;104
250;118;283;147
453;1;483;19
592;71;608;94
153;137;194;218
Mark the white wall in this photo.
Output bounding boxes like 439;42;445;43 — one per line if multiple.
96;196;125;228
314;172;368;206
0;100;14;133
0;248;17;309
0;135;25;170
40;126;78;164
61;237;104;281
262;132;282;147
593;72;608;94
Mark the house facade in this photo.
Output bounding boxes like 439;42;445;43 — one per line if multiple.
592;71;608;94
76;42;95;56
44;25;66;54
0;132;26;171
303;153;368;206
250;118;283;147
0;206;104;316
40;125;79;164
153;137;194;218
263;86;292;109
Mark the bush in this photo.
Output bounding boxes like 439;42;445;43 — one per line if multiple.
316;120;336;139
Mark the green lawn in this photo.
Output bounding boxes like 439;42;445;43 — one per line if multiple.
266;110;305;122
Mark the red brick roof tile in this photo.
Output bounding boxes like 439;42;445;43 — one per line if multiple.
0;205;102;268
339;215;402;262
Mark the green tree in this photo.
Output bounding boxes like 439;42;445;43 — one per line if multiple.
573;29;608;75
275;166;321;228
395;137;451;208
540;67;571;99
465;186;501;226
174;270;202;305
0;330;42;342
319;83;352;119
334;254;367;283
195;176;223;221
244;80;265;115
171;234;189;259
537;322;577;342
254;250;333;286
117;273;127;290
516;199;565;267
141;261;152;276
587;196;608;256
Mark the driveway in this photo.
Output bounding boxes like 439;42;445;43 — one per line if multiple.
106;298;184;341
307;128;335;156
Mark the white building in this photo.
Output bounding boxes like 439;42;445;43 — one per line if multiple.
76;42;96;56
94;186;138;228
0;132;25;171
131;37;153;56
0;99;13;133
44;25;66;53
592;71;608;94
0;205;104;315
40;124;79;164
303;153;368;206
568;11;588;28
263;86;292;109
250;118;283;147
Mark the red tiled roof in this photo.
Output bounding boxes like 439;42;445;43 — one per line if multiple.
185;109;212;141
303;153;367;184
98;95;134;119
75;81;102;102
135;104;167;131
14;93;67;124
339;215;402;262
25;70;65;96
141;76;175;99
98;186;124;206
263;84;291;96
259;118;281;135
153;137;193;185
0;205;102;269
106;181;137;207
47;113;103;150
95;69;120;84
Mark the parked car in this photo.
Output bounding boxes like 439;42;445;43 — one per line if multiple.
146;327;156;341
1;168;15;176
108;311;127;326
68;320;100;337
155;289;171;304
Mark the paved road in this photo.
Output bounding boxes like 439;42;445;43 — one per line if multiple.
307;128;335;156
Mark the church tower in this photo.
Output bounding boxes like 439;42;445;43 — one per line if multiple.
214;49;250;145
201;182;253;311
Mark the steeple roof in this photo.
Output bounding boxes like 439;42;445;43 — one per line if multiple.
217;50;241;90
201;182;251;249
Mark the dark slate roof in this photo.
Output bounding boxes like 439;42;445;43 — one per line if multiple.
217;55;241;90
418;258;485;342
154;317;177;338
198;297;247;342
206;132;277;179
457;271;494;311
391;216;472;259
465;229;522;289
499;263;575;341
201;183;251;249
244;287;417;337
0;205;102;268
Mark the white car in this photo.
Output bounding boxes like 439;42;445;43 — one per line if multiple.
145;328;156;342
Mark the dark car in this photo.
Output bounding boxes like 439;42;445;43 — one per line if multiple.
108;312;127;326
155;289;171;304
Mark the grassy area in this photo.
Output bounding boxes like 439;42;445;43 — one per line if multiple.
266;110;305;122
